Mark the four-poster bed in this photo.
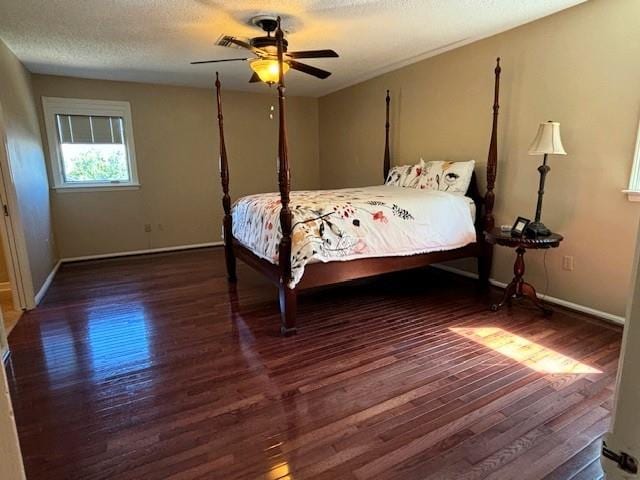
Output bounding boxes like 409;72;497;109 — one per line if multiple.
215;19;502;335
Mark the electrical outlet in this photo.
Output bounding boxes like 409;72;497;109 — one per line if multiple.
562;255;574;271
144;224;152;233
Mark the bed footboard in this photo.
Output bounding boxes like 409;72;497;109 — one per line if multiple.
275;18;298;334
279;286;297;336
215;73;237;282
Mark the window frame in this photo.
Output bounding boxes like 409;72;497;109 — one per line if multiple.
42;97;140;192
625;117;640;202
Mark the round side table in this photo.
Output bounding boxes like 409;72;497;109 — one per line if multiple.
484;227;563;315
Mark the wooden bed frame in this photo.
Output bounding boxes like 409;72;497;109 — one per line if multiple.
215;20;501;335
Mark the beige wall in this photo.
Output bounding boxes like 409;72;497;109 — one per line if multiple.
0;39;57;297
31;76;320;258
319;0;640;317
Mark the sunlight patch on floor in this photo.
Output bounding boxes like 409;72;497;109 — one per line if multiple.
450;327;602;374
267;461;292;480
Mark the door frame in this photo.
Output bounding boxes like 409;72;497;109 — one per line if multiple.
0;93;37;480
602;217;640;478
0;100;34;315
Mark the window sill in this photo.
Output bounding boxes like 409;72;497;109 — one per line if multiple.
623;189;640;202
52;183;141;193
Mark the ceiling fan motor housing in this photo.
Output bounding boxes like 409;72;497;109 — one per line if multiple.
251;36;288;53
250;16;287;53
254;17;278;33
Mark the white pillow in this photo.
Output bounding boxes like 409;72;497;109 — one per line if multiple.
415;159;475;194
385;160;425;188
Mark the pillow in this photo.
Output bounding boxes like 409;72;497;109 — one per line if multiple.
415;159;475;194
385;160;425;188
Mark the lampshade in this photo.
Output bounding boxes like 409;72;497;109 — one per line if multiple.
249;58;289;84
528;121;567;155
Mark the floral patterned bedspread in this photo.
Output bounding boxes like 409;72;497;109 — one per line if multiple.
231;185;477;288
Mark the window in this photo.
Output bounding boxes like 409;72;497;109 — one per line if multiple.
625;118;640;201
42;98;139;191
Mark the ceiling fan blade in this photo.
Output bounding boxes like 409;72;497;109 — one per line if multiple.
287;60;332;79
287;49;339;59
190;58;248;65
249;72;261;83
226;37;267;56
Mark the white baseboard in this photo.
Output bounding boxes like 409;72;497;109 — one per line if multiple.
61;241;224;263
34;259;61;305
44;243;629;326
432;263;626;326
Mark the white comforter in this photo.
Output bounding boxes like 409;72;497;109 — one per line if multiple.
232;185;477;288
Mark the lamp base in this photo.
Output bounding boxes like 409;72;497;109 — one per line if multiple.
525;221;551;237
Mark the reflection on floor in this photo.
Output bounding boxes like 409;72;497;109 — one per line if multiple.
1;287;21;335
5;248;622;480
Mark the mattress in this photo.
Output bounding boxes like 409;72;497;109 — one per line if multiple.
231;185;477;288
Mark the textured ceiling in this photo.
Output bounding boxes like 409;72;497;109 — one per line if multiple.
0;0;585;97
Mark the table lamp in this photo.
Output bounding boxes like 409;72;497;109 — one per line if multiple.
525;121;567;237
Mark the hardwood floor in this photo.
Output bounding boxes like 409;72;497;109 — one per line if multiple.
5;248;621;479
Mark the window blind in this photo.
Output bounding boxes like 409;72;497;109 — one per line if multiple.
55;114;124;144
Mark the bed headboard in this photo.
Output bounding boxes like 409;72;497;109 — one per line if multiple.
484;58;501;232
467;172;484;231
383;57;501;233
383;90;391;181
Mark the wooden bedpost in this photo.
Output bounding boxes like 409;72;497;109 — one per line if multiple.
478;57;501;288
383;90;391;181
484;58;501;232
215;72;237;282
275;17;297;335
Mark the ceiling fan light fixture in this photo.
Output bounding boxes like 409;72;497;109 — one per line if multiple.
193;18;337;82
249;58;289;84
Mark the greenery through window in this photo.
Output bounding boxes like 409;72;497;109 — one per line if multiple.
60;144;130;183
55;113;132;185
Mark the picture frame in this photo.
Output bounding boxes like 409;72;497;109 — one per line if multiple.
511;216;530;237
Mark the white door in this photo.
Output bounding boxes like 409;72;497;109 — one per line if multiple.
602;220;640;479
0;355;25;479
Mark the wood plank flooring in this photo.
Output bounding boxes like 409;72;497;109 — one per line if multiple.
5;248;621;479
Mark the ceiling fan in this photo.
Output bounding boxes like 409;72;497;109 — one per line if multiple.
191;15;339;85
